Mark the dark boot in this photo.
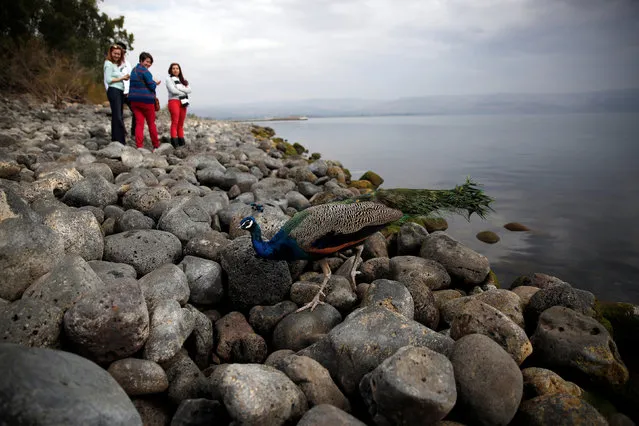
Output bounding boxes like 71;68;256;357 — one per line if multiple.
178;137;186;147
170;137;179;148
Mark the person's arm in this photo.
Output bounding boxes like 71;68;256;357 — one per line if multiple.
103;62;110;89
166;76;185;96
176;81;191;94
142;69;157;91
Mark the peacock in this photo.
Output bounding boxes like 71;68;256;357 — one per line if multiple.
239;177;493;312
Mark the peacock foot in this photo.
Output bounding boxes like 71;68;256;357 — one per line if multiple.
295;293;325;313
348;270;361;292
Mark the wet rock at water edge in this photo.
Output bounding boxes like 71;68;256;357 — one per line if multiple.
504;222;530;232
476;230;500;244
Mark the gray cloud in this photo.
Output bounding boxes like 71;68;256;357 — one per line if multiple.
101;0;639;104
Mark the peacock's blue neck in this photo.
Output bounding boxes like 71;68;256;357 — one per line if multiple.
249;224;308;261
249;224;276;258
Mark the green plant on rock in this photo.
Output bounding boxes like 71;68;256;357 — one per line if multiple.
310;152;321;161
292;142;308;155
342;167;352;184
595;301;639;344
250;125;275;140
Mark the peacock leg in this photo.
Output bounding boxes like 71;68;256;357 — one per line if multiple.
348;244;364;291
296;258;331;313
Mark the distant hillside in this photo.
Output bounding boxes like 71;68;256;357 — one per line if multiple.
192;88;639;119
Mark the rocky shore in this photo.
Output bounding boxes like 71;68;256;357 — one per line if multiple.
0;96;637;426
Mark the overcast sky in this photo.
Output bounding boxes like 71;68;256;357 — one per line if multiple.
100;0;639;105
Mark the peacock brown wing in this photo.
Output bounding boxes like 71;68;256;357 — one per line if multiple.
287;201;402;254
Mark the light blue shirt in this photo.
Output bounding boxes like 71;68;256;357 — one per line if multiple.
103;60;125;91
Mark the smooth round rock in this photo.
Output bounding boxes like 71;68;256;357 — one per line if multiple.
360;279;414;319
450;334;523;425
272;304;342;352
0;343;142;425
104;230;182;276
360;345;457;424
297;404;366;426
107;358;169;396
210;363;308;426
513;394;607;425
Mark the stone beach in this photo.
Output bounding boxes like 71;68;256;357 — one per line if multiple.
0;96;638;425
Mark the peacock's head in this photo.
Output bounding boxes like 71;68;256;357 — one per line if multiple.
239;216;258;232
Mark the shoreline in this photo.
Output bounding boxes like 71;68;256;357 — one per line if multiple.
0;98;637;425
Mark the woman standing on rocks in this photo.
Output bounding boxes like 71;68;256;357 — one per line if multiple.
129;52;161;150
103;44;129;144
166;63;191;148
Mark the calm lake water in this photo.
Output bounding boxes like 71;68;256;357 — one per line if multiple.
261;113;639;304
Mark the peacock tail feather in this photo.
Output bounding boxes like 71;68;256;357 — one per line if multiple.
352;177;494;220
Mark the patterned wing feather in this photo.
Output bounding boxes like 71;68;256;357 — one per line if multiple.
285;201;402;252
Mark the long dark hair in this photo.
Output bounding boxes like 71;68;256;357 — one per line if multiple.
168;63;188;86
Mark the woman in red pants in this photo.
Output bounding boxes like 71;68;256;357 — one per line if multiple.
128;52;161;150
166;63;192;147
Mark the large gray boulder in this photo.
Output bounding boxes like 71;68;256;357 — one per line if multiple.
215;311;268;363
359;278;414;319
450;334;523;425
103;230;183;276
210;363;308;426
525;285;596;328
474;289;525;328
0;343;142;425
62;174;118;208
220;236;292;308
107;358;169;396
270;353;351;412
451;299;532;365
299;306;454;395
41;205;104;260
87;260;137;285
162;349;209;405
184;304;214;369
397;221;429;256
513;394;608;426
63;278;149;363
420;232;490;284
200;190;229;217
137;263;190;311
0;298;64;347
121;186;171;214
23;255;105;311
178;256;224;305
0;218;65;300
170;399;228;426
272;304;343;352
249;301;299;336
184;230;230;263
157;196;212;243
143;300;196;363
114;209;155;232
530;306;629;386
360;345;457;425
297;405;366;426
0;184;40;222
252;177;296;203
